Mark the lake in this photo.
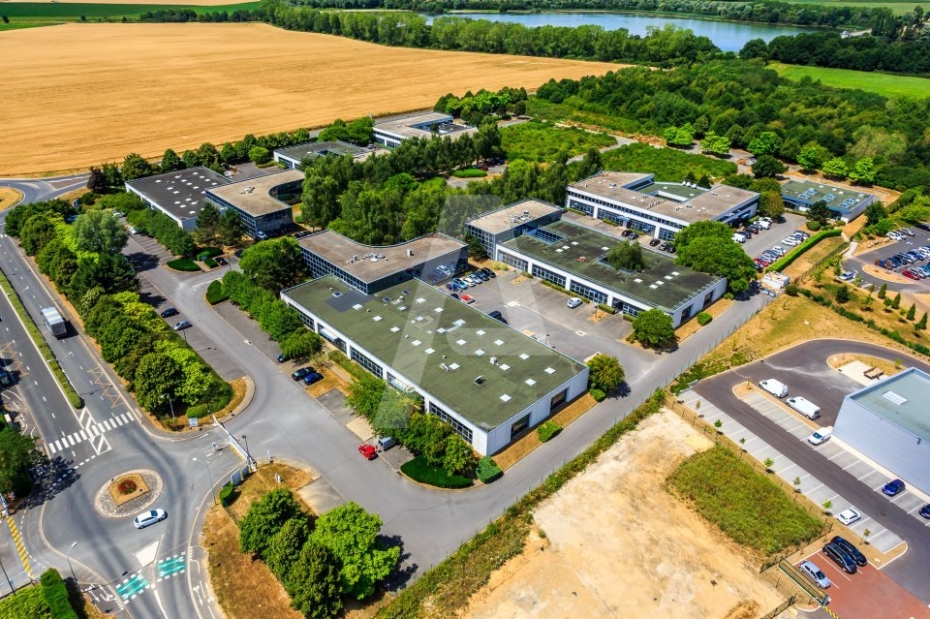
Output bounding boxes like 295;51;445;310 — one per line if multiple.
424;12;816;53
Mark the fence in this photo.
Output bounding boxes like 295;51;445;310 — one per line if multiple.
778;559;830;606
758;594;796;619
795;240;850;284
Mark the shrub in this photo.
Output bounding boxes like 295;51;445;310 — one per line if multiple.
767;229;842;272
401;456;473;489
597;303;616;315
199;246;223;258
589;388;606;402
167;258;201;272
806;220;821;231
0;586;49;619
203;258;219;269
118;479;137;494
206;280;228;305
537;421;562;443
219;483;236;507
451;168;487;178
696;312;712;326
784;284;799;296
39;569;78;619
476;457;502;483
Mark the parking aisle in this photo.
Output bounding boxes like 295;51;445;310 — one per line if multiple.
678;389;905;554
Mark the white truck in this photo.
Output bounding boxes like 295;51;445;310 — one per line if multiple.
787;396;821;420
41;307;68;339
759;378;788;398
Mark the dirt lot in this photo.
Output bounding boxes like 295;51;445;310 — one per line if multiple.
462;411;785;619
0;23;619;175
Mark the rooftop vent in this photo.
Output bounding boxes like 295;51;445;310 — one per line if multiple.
474;375;485;385
883;391;908;405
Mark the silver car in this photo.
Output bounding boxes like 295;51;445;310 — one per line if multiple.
799;560;831;589
134;508;167;529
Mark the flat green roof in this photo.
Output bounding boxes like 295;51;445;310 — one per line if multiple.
503;220;720;312
849;368;930;441
283;276;587;431
781;180;872;214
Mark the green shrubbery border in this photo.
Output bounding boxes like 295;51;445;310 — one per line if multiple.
768;228;842;272
167;258;201;272
536;421;562;442
401;456;473;489
206;280;229;305
39;569;78;619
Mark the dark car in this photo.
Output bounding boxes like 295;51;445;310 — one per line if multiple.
473;270;489;281
823;542;858;574
621;229;632;238
291;367;315;381
276;353;287;363
883;479;906;496
302;371;324;386
488;310;507;324
173;320;191;331
649;238;661;247
831;536;867;567
215;256;228;266
915;222;930;232
160;307;179;318
450;293;460;300
920;504;930;519
480;267;496;279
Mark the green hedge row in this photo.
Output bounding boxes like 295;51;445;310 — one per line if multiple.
39;569;78;619
400;456;473;489
0;586;47;619
476;457;502;484
696;312;712;326
206;280;229;305
536;421;562;442
768;228;842;272
219;483;236;507
166;258;201;272
0;271;82;408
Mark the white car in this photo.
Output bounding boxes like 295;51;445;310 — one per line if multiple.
782;238;799;246
134;508;167;529
836;507;861;526
771;246;786;256
807;426;833;445
567;297;583;309
838;271;855;281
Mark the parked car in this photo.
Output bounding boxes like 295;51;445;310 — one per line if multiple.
823;542;858;574
838;271;855;281
807;426;833;445
567;297;583;309
771;246;786;257
836;507;861;526
450;293;459;300
831;536;867;566
480;267;496;278
460;294;474;304
215;256;228;266
920;504;930;519
882;479;906;497
799;561;831;589
358;444;377;460
915;222;930;232
134;508;167;529
302;371;324;386
621;229;632;238
659;242;670;251
649;238;661;247
173;320;191;331
473;271;489;282
291;367;315;381
901;228;915;237
276;353;287;363
160;307;179;318
903;269;920;281
488;310;507;323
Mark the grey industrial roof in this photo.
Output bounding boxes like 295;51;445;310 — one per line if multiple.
206;169;304;216
275;140;368;164
781;180;872;214
848;367;930;441
466;199;563;235
126;167;229;221
503;219;721;312
570;171;757;224
299;230;466;283
283;276;587;430
374;111;476;140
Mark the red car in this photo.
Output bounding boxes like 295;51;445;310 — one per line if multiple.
903;269;921;281
358;444;377;460
460;294;474;304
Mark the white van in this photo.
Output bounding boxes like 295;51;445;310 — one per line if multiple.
732;232;747;244
759;379;788;398
377;436;396;451
787;396;821;420
808;426;833;445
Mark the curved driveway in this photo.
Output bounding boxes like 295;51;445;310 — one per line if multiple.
694;339;930;601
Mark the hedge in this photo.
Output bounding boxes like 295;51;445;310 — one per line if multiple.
206;280;228;305
0;271;82;408
39;569;78;619
0;586;47;619
536;421;562;443
167;258;201;272
696;312;712;326
219;483;236;507
768;228;842;272
401;456;473;489
589;388;606;402
476;457;502;484
199;247;223;258
451;168;487;178
203;258;219;269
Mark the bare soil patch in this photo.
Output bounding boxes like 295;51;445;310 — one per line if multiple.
0;23;619;175
462;411;785;619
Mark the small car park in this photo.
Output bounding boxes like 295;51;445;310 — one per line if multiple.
823;542;858;574
831;536;867;567
358;444;377;460
291;367;315;381
882;479;905;497
173;319;191;331
134;508;167;529
160;307;179;318
799;560;831;589
836;507;862;526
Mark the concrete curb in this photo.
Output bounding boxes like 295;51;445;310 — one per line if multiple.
219;375;254;422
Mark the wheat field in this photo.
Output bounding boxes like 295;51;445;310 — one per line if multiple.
0;23;620;175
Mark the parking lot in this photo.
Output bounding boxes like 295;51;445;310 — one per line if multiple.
798;550;930;619
739;212;807;260
849;232;930;291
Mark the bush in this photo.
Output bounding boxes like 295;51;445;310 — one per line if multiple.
167;258;201;272
219;483;236;507
476;457;502;484
206;280;228;305
401;456;473;489
203;258;219;269
537;421;562;443
0;586;48;619
222;270;309;343
806;220;821;231
589;388;606;402
784;284;799;296
39;569;78;619
696;312;712;326
451;168;487;178
199;246;223;258
597;303;616;315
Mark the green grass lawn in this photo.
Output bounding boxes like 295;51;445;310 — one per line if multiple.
668;446;822;555
600;143;736;182
401;456;473;489
502;119;616;163
783;0;928;15
771;62;930;99
0;2;260;23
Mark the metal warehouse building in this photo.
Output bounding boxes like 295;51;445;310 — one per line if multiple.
282;276;589;455
835;367;930;495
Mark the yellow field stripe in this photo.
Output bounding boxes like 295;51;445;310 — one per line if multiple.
7;519;34;580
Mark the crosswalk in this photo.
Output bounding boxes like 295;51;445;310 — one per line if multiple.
47;410;138;454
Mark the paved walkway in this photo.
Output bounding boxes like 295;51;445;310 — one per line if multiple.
678;389;906;554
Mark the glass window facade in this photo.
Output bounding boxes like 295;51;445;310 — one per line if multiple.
510;413;530;439
531;265;566;288
429;401;473;443
498;251;527;272
567;190;686;232
350;347;383;378
569;280;607;304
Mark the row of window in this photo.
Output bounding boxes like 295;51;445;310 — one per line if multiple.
350;347;384;379
302;251;371;294
531;264;566;288
429;402;474;443
568;194;685;231
569;280;607;304
497;251;528;272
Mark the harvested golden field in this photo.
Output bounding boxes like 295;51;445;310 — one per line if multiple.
0;23;620;175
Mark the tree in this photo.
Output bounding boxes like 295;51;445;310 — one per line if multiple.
892;293;901;309
249;146;272;164
0;426;45;497
464;234;487;261
835;285;850;304
878;283;887;299
864;203;887;226
797;143;830;172
442;434;477;476
907;303;916;321
239;237;305;291
121;153;153;181
672;221;731;253
265;517;311;582
133;352;183;412
1;16;9;24
19;215;57;256
758;191;785;220
807;201;832;226
663;124;695;147
87;166;109;194
849;157;876;185
279;330;323;361
217;208;244;246
700;131;730;156
196;203;221;239
677;237;757;293
72;209;129;255
285;541;344;619
576;147;602;179
822;158;848;180
632;309;676;348
752;155;786;179
69;253;136;300
161;149;183;172
917;313;927;330
607;241;645;272
587;354;625;392
239;488;303;558
310;501;400;600
748;131;781;157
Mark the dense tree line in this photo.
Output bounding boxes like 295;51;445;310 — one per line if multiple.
138;7;259;22
741;30;930;76
261;0;721;65
8;200;231;419
535;61;930;191
435;87;528;124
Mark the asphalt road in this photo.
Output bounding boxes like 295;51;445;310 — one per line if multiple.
694;339;930;601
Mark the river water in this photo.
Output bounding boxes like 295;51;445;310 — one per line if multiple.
424;12;816;53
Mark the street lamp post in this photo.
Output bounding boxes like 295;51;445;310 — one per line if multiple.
66;541;78;582
162;394;175;418
241;434;250;462
0;555;14;595
192;457;217;505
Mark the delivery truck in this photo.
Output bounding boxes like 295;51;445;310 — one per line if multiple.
759;378;788;398
41;307;68;339
787;396;821;420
